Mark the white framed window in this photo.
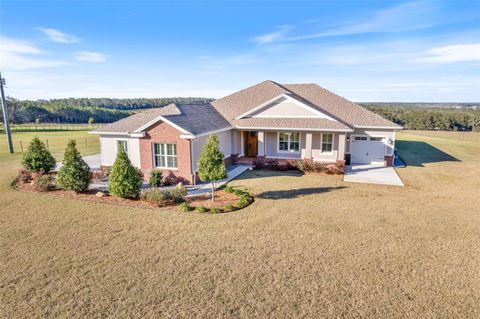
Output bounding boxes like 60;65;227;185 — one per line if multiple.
277;132;300;153
354;136;367;141
153;143;177;169
370;137;383;141
116;140;128;153
321;133;333;153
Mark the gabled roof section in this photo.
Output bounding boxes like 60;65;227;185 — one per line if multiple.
283;84;401;128
211;80;401;129
235;93;339;122
93;103;231;136
92;103;181;134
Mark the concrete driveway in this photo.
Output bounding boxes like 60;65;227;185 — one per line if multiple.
344;164;404;186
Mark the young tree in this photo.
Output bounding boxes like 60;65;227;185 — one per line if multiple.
197;135;227;202
88;117;95;125
108;150;142;198
57;140;92;192
21;137;56;173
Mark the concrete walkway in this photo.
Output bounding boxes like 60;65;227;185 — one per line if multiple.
344;164;404;186
186;165;252;197
56;153;101;171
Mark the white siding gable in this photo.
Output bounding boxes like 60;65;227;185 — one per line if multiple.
245;95;338;121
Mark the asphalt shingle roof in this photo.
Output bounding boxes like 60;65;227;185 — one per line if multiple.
95;80;400;135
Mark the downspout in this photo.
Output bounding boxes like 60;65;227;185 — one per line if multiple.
190;138;196;188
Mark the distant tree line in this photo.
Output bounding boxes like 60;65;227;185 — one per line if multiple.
361;104;480;132
1;97;212;124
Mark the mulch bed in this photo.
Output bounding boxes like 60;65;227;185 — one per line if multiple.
15;179;246;211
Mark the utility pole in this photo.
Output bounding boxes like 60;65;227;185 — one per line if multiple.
0;71;14;154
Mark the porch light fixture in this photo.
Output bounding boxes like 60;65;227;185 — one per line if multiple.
388;138;393;145
346;136;350;142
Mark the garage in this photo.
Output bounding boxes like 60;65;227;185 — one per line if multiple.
350;135;386;165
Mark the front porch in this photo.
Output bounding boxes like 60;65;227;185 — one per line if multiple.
235;130;346;164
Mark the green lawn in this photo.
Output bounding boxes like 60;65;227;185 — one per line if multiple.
0;130;479;318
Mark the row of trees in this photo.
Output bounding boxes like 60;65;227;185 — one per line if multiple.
21;135;227;202
362;104;480;131
2;97;212;124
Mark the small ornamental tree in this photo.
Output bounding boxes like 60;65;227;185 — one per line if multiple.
88;117;95;125
108;150;142;199
21;137;56;173
197;135;227;202
57;140;92;192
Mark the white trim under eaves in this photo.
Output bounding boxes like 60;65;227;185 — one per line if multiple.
235;126;353;132
234;93;339;122
88;131;146;137
134;115;192;135
354;125;403;130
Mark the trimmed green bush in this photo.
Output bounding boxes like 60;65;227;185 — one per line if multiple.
21;137;56;173
195;206;207;213
237;194;250;208
108;150;142;199
171;183;188;203
149;170;163;187
57;140;91;192
224;204;234;212
210;207;221;214
179;202;190;212
224;186;234;193
35;174;56;191
140;188;172;207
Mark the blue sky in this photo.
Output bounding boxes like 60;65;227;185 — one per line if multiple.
1;0;479;101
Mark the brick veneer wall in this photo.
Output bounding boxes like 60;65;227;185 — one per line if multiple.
139;121;193;184
384;155;394;166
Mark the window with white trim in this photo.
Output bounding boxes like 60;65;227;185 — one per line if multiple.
321;133;333;153
354;136;367;141
153;143;177;168
370;137;383;141
278;132;300;153
116;140;128;153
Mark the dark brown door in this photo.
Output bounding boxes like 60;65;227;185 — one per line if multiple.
246;132;258;156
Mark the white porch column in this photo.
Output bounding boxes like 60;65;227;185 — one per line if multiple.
257;131;265;156
240;131;245;156
305;132;313;159
337;133;346;161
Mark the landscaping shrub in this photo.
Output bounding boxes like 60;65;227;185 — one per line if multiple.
162;172;181;186
108;150;142;199
210;207;221;214
178;202;190;212
237;194;250;208
195;206;207;213
149;170;163;187
57;140;92;192
170;183;188;203
224;204;234;212
21;137;56;173
224;186;234;193
140;188;172;207
234;189;246;196
35;174;56;191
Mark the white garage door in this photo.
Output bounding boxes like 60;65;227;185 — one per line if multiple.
350;136;386;164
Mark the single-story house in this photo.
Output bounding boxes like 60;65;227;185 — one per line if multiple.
91;80;402;183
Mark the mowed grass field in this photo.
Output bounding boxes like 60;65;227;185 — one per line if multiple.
1;130;479;318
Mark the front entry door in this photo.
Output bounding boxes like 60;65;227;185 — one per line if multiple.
246;131;258;156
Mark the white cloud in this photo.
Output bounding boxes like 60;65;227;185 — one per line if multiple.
253;25;293;44
38;28;80;43
413;44;480;64
0;36;68;70
74;51;107;63
256;1;448;43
